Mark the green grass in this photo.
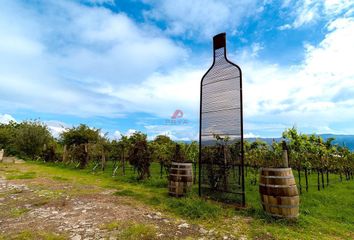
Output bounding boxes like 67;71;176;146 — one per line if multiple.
1;161;353;239
10;208;30;218
117;223;157;240
3;230;66;240
114;189;143;197
100;220;157;239
6;171;36;180
100;220;123;231
165;194;225;220
51;176;68;181
244;169;354;239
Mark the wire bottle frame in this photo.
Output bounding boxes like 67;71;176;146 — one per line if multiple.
198;33;245;206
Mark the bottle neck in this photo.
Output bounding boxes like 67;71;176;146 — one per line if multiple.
213;33;226;60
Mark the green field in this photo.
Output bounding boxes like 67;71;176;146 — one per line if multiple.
1;161;353;239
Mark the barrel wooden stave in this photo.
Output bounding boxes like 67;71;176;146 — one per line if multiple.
259;175;296;186
168;162;193;197
259;168;299;218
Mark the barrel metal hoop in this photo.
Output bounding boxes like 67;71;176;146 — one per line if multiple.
259;183;298;188
266;212;299;218
260;175;294;179
260;168;292;172
170;174;192;177
261;202;299;209
171;162;193;166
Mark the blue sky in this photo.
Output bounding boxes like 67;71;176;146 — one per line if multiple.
0;0;353;140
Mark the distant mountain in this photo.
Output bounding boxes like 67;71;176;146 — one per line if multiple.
245;134;354;151
320;134;354;151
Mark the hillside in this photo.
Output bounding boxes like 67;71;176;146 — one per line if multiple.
246;134;354;151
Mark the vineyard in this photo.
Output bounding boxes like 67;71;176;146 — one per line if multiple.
1;121;354;239
1;121;353;191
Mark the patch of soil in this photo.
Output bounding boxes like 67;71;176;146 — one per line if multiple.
0;176;206;240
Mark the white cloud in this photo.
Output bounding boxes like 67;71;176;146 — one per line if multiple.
1;0;353;138
143;0;261;39
0;0;186;117
144;124;198;141
292;1;320;28
244;132;261;138
0;115;67;138
107;68;202;118
0;114;16;124
113;130;122;140
281;0;353;29
239;16;354;135
126;129;138;137
83;0;115;5
44;121;67;138
323;0;354;15
278;24;292;30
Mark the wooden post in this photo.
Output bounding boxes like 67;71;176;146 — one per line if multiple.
62;145;67;163
101;149;106;171
0;149;4;163
122;148;126;176
282;141;289;168
305;167;309;192
83;143;89;169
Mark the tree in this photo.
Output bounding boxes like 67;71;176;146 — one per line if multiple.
283;127;308;192
128;132;151;180
0;121;17;155
181;141;199;183
60;124;100;168
118;135;130;176
245;139;269;185
173;143;186;163
110;139;122;175
14;121;52;160
150;135;174;178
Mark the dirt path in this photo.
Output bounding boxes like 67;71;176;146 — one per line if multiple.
0;164;214;240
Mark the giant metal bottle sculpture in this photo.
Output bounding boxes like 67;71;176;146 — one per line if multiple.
199;33;245;206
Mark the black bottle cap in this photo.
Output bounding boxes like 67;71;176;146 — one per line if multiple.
213;33;226;50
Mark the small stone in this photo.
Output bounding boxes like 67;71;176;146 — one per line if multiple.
199;228;208;234
71;235;81;240
223;236;229;240
178;223;189;229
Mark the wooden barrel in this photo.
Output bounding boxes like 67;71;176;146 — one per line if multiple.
259;168;299;218
168;162;193;197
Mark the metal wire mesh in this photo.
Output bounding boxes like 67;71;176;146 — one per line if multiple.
199;33;245;205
